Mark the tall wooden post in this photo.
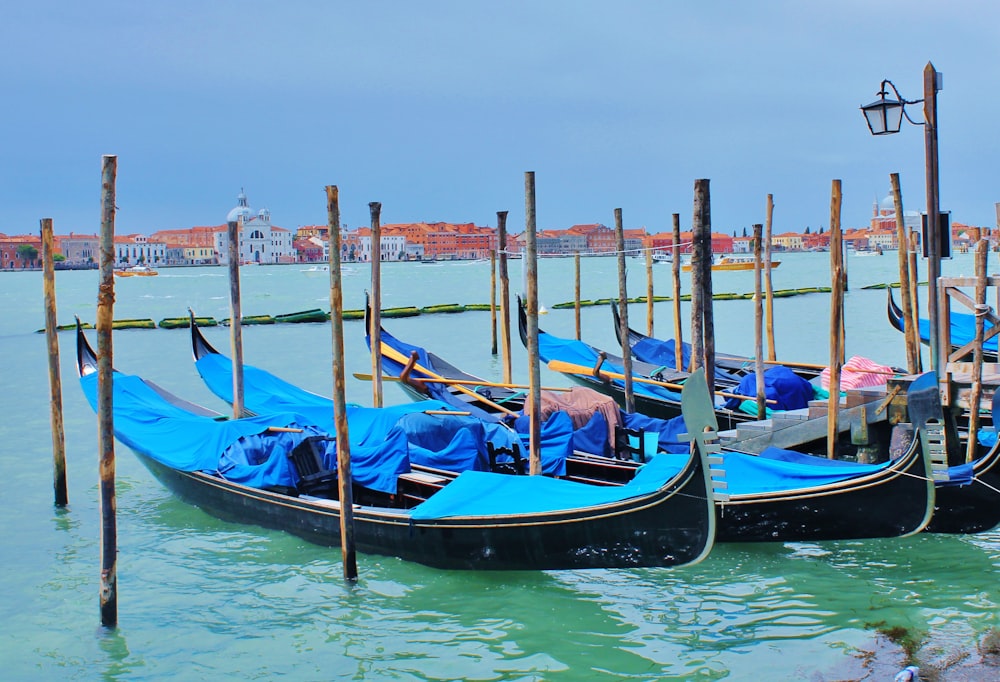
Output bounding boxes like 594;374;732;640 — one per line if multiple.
41;218;68;507
671;213;684;370
490;249;498;354
753;224;766;419
827;180;844;460
497;211;512;384
891;173;919;373
97;154;118;627
574;251;582;340
615;208;635;413
764;194;776;361
907;230;922;372
690;206;705;374
227;218;244;418
326;186;357;581
524;173;542;475
694;179;715;392
645;240;654;337
369;202;383;408
966;238;989;463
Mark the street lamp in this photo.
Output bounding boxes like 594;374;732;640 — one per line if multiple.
860;62;944;372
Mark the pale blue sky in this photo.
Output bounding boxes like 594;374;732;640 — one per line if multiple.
2;1;997;236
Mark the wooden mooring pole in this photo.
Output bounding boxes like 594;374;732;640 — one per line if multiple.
97;155;118;627
966;237;989;463
524;172;542;475
827;180;844;460
615;208;635;413
326;186;358;581
497;211;512;384
574;251;582;340
764;194;776;361
41;218;68;507
671;213;684;370
645;240;654;337
694;179;715;391
907;230;922;372
753;224;766;419
227;217;245;419
891;173;919;374
490;248;498;355
369;201;383;408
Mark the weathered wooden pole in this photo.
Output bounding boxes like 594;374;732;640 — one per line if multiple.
490;248;498;354
369;202;383;408
671;213;684;370
753;223;766;419
226;217;245;419
891;173;919;374
966;237;989;463
41;218;68;507
524;173;542;475
326;186;358;581
827;179;845;460
695;179;715;391
690;204;705;374
615;208;635;413
574;251;582;340
764;194;777;361
97;154;118;627
497;211;512;384
924;62;944;375
645;240;654;337
907;230;922;372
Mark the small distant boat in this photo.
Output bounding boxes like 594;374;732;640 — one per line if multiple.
854;247;884;256
114;265;158;277
681;255;781;272
301;265;328;275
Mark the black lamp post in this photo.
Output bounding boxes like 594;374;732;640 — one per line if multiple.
860;62;943;372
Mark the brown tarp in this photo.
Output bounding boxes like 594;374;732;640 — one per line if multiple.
525;386;622;446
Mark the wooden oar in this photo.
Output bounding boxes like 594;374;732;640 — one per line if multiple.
377;341;520;416
546;359;777;405
353;372;571;392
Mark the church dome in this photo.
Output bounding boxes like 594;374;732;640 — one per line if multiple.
879;194;895;212
227;189;252;223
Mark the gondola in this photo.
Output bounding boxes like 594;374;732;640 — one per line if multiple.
192;323;975;542
79;323;719;570
887;286;999;361
610;302;824;385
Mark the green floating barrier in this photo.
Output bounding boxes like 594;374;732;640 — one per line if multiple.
112;318;156;330
463;303;492;311
273;308;330;323
342;309;364;320
219;315;277;326
381;306;421;319
713;292;740;300
158;317;218;329
36;322;95;333
420;303;466;314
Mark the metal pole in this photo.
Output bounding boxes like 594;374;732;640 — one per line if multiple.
97;155;118;627
369;202;383;408
615;208;635;413
326;186;357;581
227;219;244;419
524;172;542;475
41;218;68;507
924;62;943;374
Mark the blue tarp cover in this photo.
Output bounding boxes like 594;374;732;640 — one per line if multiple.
79;371;410;494
903;310;998;353
410;452;688;519
722;366;816;411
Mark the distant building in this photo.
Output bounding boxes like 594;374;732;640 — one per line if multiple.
215;190;296;264
114;233;167;266
57;233;101;266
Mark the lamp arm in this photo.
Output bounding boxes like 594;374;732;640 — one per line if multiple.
881;79;926;127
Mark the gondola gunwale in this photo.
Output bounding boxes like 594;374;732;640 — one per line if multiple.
83;322;718;569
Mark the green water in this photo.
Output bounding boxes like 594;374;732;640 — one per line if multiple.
2;253;997;680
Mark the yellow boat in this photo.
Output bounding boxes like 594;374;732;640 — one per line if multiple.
114;265;159;277
681;255;781;272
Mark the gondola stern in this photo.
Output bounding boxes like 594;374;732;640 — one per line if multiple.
75;317;98;377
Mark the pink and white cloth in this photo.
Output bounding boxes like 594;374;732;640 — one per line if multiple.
820;356;894;390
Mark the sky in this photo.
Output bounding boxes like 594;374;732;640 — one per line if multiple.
2;1;998;237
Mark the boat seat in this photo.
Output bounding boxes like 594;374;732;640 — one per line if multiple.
288;436;338;497
487;441;524;475
614;425;646;463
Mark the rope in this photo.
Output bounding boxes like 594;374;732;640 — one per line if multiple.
975;303;991;317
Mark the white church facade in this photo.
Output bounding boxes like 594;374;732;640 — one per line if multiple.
215;190;295;264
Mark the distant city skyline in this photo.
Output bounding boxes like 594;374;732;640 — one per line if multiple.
4;3;999;237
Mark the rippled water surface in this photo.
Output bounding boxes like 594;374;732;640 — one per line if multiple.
2;253;997;680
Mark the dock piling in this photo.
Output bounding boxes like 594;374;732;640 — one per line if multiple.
524;172;542;475
40;218;68;507
369;201;383;408
497;211;512;384
226;217;244;418
615;208;635;413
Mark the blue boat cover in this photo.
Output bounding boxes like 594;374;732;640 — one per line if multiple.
410;452;688;519
79;371;410;494
722;366;816;412
631;336;692;372
194;351;562;475
904;310;998;353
